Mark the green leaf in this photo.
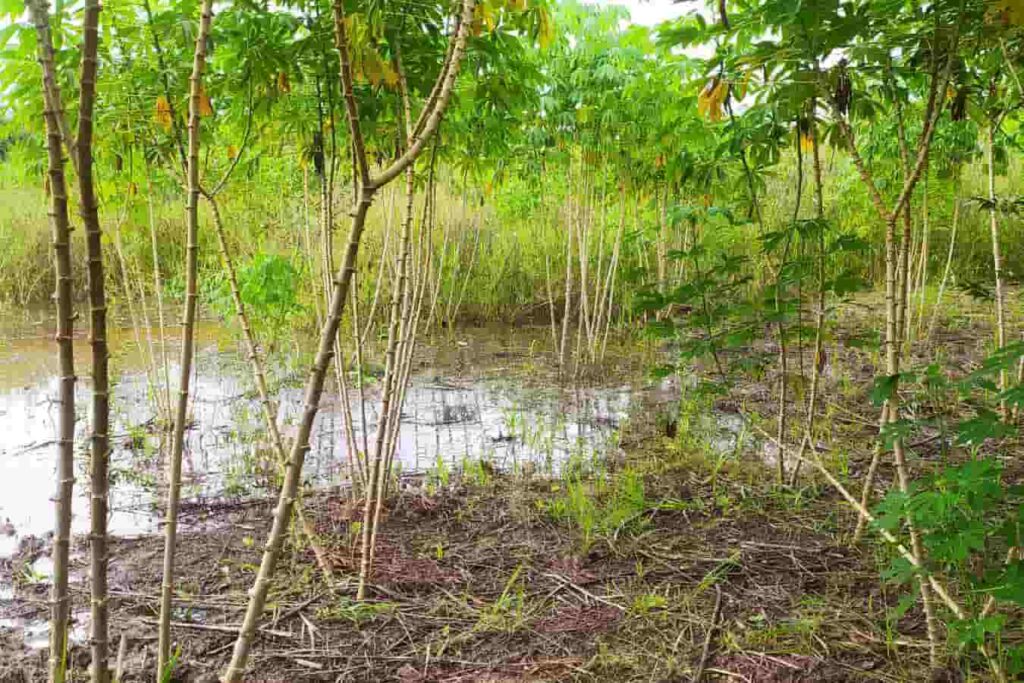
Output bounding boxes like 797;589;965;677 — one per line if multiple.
645;319;675;339
880;418;915;449
887;587;919;621
830;233;870;253
828;270;867;296
998;385;1024;408
951;615;1007;647
881;556;916;584
870;374;899;407
984;561;1024;607
650;364;675;379
955;410;1017;446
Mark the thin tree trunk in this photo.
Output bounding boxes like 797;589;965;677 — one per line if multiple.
915;173;930;336
361;170;413;598
205;191;338;586
360;46;418;594
337;349;366;491
361;186;395;342
145;166;172;422
545;254;558;351
426;204;451;329
30;3;76;679
112;222;163;421
926;172;959;343
351;276;371;461
789;108;826;487
889;185;942;674
75;2;110;679
157;1;214;674
987;123;1008;418
448;203;483;327
657;183;668;295
597;186;627;360
774;124;803;484
559;203;574;373
840;20;960;571
223;0;474;676
576;182;593;351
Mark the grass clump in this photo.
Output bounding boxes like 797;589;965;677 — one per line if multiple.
545;467;649;552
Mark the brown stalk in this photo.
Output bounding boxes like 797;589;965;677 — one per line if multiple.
222;1;476;676
157;0;214;674
28;2;76;679
74;1;110;679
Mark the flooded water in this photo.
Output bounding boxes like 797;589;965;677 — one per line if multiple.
0;311;669;564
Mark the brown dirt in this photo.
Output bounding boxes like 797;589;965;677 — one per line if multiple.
3;293;1021;681
0;457;945;682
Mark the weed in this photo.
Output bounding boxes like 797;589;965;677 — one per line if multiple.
546;466;649;551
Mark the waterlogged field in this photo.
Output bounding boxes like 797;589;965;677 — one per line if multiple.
0;312;675;543
0;311;703;658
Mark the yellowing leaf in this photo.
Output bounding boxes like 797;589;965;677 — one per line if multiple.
364;51;384;86
736;71;751;100
154;95;172;132
697;78;727;122
382;62;399;89
227;144;239;160
537;6;553;50
277;71;291;93
478;1;497;31
197;87;214;117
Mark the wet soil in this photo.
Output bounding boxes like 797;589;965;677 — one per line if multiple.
0;455;924;683
3;292;1022;681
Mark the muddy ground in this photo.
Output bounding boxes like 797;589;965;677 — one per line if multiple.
2;460;927;683
2;292;1022;681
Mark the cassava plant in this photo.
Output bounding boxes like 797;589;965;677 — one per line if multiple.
222;0;477;677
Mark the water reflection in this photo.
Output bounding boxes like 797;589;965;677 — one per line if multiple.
0;319;650;559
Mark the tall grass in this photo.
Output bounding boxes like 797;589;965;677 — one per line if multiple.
1;139;1020;326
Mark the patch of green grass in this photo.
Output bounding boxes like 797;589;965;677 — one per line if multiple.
317;597;396;623
545;467;649;552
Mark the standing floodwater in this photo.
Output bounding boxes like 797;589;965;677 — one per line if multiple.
0;312;667;563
